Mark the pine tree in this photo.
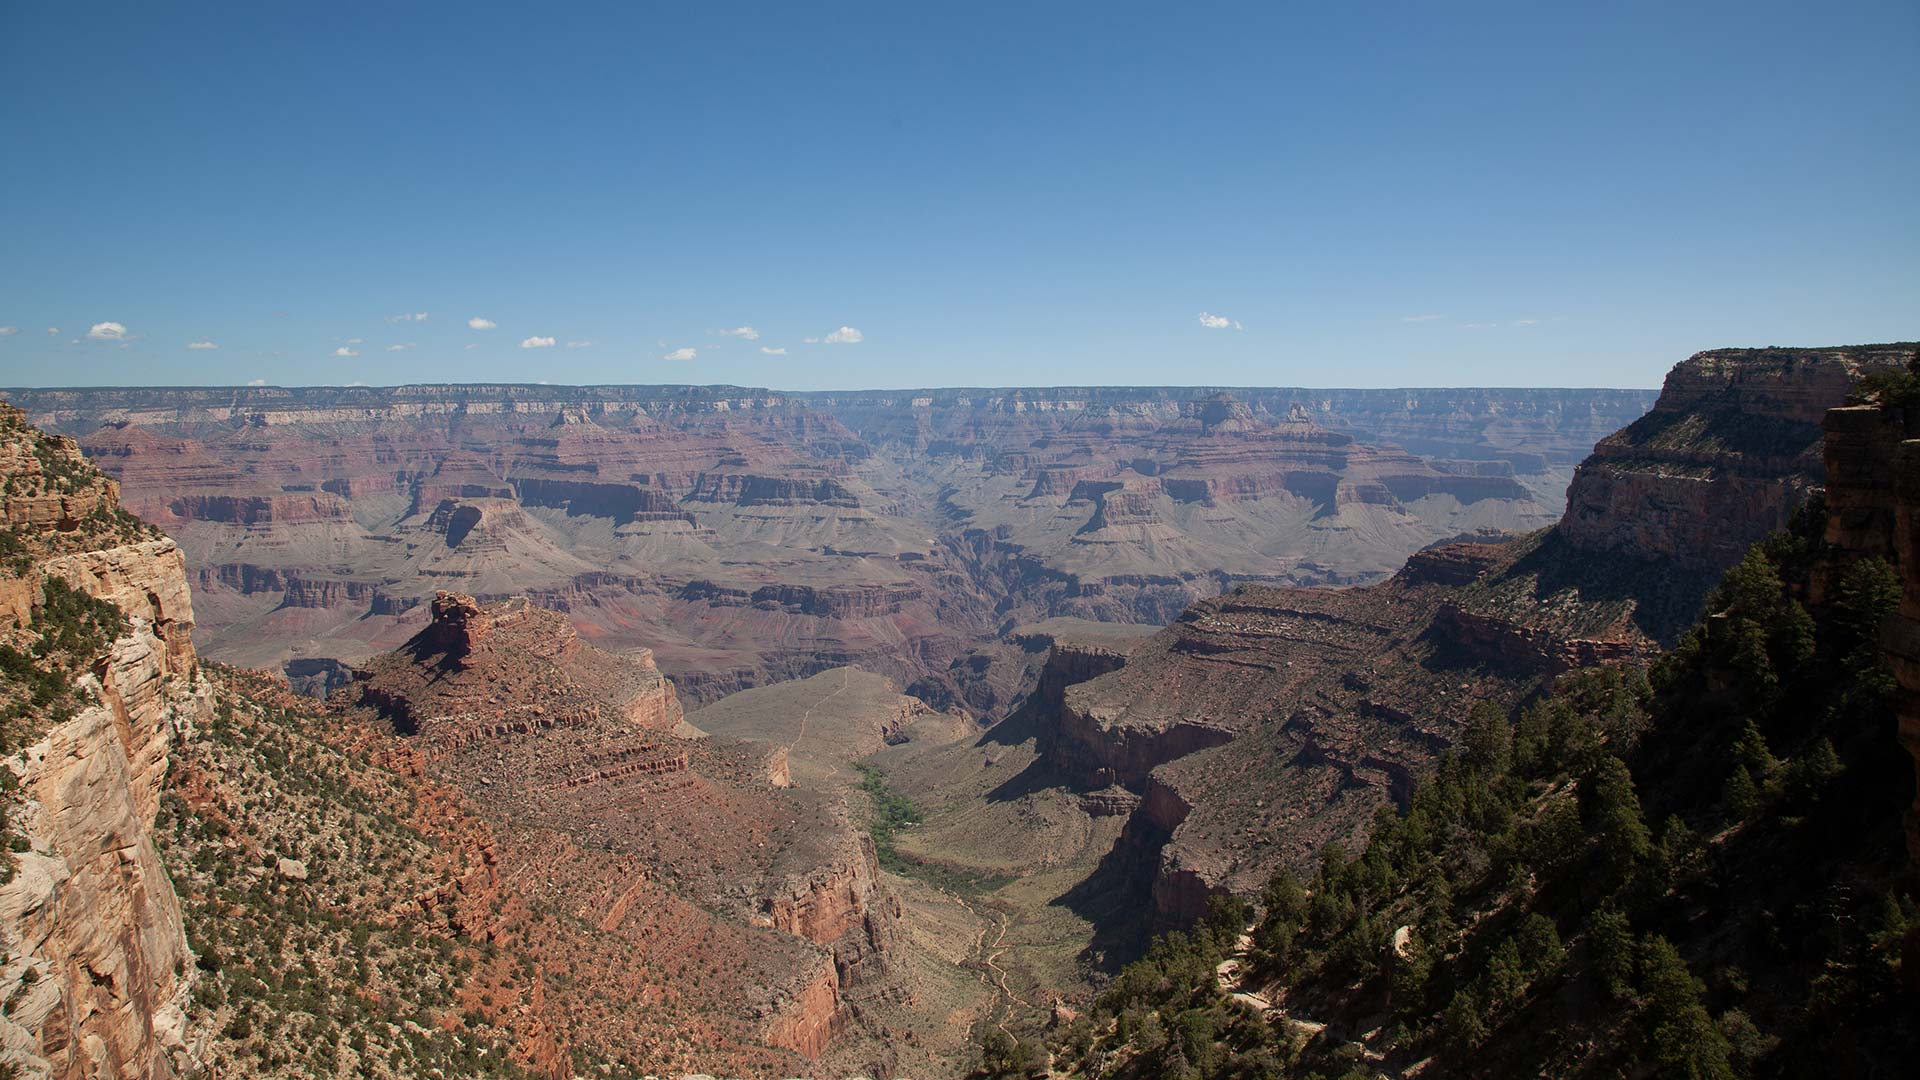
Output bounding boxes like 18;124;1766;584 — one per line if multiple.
1463;701;1514;776
1638;935;1737;1080
1583;755;1651;871
1588;905;1635;1001
1724;765;1761;820
1731;719;1776;777
1517;913;1564;974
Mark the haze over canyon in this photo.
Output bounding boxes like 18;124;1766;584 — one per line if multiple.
5;343;1920;1077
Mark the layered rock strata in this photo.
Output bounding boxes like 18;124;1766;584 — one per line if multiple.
347;592;900;1062
0;404;211;1080
1039;345;1911;929
2;382;1654;711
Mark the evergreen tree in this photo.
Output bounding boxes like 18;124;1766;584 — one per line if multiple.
1517;913;1564;974
1463;700;1514;776
1582;755;1652;871
1731;719;1776;777
1724;766;1761;820
1638;936;1736;1080
1588;905;1635;1001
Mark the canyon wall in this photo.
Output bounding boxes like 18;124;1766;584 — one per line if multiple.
0;405;210;1079
1816;394;1920;863
1560;345;1911;571
1032;345;1912;929
0;382;1654;711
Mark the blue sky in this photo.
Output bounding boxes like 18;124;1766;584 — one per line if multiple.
0;1;1913;390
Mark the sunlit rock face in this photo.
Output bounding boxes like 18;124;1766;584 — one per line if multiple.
0;403;211;1080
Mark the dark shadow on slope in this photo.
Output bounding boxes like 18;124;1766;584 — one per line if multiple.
1051;827;1160;972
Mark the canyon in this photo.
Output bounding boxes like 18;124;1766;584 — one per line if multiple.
0;343;1913;1077
2;383;1654;707
1012;344;1913;933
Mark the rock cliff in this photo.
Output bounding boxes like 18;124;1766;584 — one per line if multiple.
1560;344;1910;570
348;593;904;1065
0;403;210;1080
1038;344;1911;929
1812;372;1920;864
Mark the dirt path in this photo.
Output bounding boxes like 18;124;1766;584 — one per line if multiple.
1214;931;1274;1012
786;668;852;776
937;884;1033;1045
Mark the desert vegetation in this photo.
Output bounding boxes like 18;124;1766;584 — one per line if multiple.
1008;517;1919;1079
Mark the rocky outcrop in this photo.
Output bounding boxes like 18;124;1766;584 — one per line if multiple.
348;592;911;1063
1814;388;1920;862
0;406;210;1080
159;492;352;526
686;474;861;508
1433;603;1660;674
762;960;847;1060
1560;345;1910;571
1039;345;1914;931
1042;699;1235;792
761;831;900;980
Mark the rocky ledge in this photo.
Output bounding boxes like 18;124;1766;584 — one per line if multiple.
0;403;212;1079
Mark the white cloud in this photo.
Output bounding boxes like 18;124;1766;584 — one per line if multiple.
464;343;479;350
386;343;414;352
566;340;594;349
186;340;218;350
347;337;363;344
1197;312;1242;331
1514;318;1540;327
719;326;760;341
661;347;697;362
334;346;360;357
803;337;818;344
821;326;864;344
0;326;16;337
386;311;429;323
760;346;787;356
520;336;556;349
86;321;128;341
1460;323;1496;330
468;316;497;330
1401;313;1444;323
247;378;266;386
46;327;58;336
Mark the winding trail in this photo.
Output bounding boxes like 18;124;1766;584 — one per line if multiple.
786;666;852;754
937;883;1033;1046
1215;931;1274;1013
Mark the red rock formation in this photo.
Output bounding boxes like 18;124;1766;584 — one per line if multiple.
4;381;1646;707
347;591;905;1064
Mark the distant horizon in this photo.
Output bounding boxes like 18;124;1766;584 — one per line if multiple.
4;378;1670;394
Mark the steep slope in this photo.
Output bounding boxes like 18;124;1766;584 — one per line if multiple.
1021;365;1920;1079
0;403;210;1079
345;591;911;1070
1014;344;1910;939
